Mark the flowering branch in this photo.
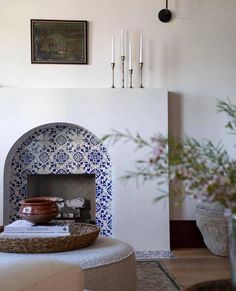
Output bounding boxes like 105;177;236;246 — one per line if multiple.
217;99;236;134
102;99;236;211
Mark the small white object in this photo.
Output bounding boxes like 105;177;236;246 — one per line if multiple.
65;197;85;209
0;231;71;238
4;219;75;233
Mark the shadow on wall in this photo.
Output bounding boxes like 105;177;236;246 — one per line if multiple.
168;91;183;138
168;92;184;219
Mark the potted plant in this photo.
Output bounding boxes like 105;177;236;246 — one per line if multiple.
102;99;236;288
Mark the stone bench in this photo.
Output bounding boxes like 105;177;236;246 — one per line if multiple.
0;236;137;291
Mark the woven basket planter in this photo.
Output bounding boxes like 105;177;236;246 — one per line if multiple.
196;202;229;257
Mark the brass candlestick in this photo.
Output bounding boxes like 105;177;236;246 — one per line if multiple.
111;63;115;88
121;56;125;88
139;62;144;88
129;69;133;88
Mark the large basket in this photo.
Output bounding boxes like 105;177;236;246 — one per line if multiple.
0;223;99;253
196;202;229;257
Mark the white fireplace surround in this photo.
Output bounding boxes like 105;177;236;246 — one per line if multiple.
0;88;169;251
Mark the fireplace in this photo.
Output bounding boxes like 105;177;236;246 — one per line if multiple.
4;122;112;236
27;173;96;223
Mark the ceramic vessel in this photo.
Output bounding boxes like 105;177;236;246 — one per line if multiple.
19;197;59;224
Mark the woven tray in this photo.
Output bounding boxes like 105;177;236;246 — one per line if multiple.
0;223;99;253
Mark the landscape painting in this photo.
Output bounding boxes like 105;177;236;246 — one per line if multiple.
31;19;88;64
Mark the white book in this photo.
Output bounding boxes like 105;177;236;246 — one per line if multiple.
4;220;75;233
0;231;71;238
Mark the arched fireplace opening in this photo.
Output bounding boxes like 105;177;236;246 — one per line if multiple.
4;122;112;236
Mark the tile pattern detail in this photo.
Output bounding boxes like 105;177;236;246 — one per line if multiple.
8;123;112;236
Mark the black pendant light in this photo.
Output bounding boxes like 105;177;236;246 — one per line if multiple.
158;0;172;23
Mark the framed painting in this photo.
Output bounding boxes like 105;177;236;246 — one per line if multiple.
31;19;88;64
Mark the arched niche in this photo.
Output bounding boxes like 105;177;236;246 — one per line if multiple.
4;123;112;236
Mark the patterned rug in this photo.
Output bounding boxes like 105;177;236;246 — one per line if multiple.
137;260;181;291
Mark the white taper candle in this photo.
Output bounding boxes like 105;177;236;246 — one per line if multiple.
111;35;115;63
139;34;143;63
121;28;125;56
129;40;132;70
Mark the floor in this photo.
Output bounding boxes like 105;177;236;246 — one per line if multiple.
161;248;231;290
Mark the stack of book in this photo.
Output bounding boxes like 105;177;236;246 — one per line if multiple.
1;220;76;238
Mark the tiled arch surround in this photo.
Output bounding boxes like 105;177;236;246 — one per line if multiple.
4;122;112;236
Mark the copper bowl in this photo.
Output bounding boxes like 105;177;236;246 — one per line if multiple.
19;197;59;224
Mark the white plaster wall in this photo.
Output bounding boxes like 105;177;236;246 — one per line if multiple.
1;0;236;220
0;88;169;251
